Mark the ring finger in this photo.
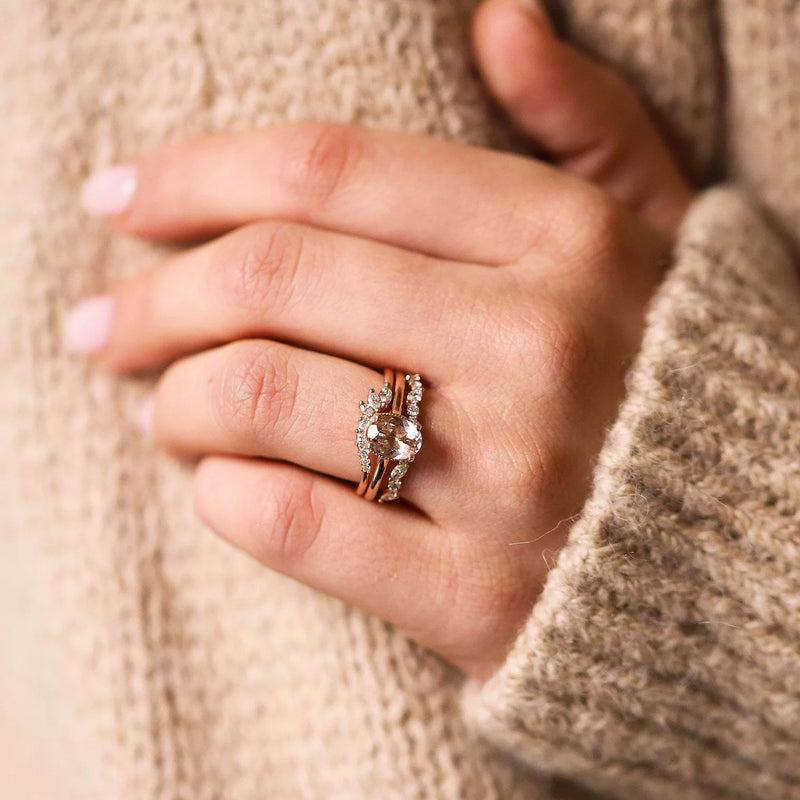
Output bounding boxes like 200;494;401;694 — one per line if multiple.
150;337;460;513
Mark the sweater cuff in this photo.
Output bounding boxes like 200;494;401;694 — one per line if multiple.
463;187;800;800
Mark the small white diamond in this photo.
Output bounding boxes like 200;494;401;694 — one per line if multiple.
391;462;408;479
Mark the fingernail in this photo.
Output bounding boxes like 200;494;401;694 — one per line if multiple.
80;164;138;216
62;295;115;353
137;393;156;437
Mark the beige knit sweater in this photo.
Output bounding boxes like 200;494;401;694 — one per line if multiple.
1;2;798;799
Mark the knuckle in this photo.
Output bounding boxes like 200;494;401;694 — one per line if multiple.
553;184;623;265
433;545;531;657
537;312;593;390
214;343;298;441
259;475;324;565
507;436;562;515
489;288;591;393
219;223;305;319
545;317;592;379
281;122;364;209
482;423;553;516
473;317;591;510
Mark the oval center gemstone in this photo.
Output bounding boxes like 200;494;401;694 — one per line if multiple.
366;414;422;461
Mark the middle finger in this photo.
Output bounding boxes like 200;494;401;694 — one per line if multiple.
94;220;484;378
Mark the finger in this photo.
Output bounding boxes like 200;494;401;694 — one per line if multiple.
151;339;457;511
192;456;472;668
84;122;576;264
472;0;693;234
81;220;481;377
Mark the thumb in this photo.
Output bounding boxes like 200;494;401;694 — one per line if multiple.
472;0;693;235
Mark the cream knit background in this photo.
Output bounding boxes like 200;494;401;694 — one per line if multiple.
1;1;798;799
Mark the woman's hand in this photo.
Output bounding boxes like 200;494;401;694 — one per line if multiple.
63;0;692;682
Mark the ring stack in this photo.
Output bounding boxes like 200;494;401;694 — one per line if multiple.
355;369;424;503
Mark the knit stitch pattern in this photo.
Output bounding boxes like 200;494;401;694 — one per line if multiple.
1;1;798;799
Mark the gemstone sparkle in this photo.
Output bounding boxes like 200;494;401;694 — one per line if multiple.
366;414;422;462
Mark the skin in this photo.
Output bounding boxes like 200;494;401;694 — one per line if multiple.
70;0;693;681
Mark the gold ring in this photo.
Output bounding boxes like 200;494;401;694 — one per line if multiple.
355;369;423;503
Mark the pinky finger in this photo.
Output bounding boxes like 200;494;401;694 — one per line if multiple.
193;455;451;649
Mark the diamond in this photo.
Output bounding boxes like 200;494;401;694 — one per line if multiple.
391;462;409;479
368;384;392;409
366;414;422;461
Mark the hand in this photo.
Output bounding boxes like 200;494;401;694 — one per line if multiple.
64;1;691;682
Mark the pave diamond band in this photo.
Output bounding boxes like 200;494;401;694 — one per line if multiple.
355;369;424;503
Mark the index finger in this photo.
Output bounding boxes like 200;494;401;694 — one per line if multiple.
86;122;571;264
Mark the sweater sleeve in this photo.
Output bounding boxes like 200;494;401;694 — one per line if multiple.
462;186;800;800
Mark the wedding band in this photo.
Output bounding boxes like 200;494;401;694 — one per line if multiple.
355;369;424;503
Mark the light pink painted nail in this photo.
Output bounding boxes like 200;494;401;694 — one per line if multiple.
80;164;138;216
62;295;115;354
137;393;156;437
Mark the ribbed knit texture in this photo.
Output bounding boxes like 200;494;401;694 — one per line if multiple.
0;2;798;799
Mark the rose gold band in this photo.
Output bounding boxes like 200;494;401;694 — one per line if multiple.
356;368;400;501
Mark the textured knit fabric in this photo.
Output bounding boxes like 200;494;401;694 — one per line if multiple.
0;2;798;800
